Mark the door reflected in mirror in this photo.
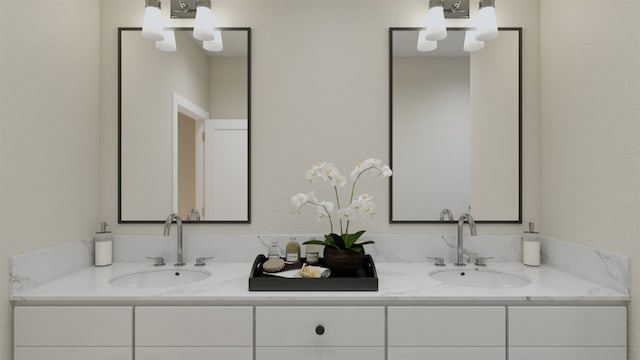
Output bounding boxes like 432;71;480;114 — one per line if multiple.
119;28;251;223
390;28;521;223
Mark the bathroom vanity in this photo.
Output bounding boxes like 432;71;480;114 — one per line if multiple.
11;259;628;360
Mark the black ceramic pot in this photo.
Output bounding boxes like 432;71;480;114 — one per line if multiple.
323;247;365;275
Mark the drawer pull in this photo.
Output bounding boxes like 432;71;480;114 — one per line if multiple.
315;325;325;335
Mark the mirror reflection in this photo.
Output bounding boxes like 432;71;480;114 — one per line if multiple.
390;28;521;223
119;28;251;223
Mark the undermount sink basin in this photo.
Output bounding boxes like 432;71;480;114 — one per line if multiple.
109;268;211;288
429;268;531;288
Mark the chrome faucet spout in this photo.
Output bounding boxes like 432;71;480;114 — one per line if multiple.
455;213;476;266
164;213;185;266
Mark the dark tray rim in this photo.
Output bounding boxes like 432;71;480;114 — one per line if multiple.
248;254;379;292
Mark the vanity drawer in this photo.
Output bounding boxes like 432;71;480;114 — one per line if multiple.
14;306;132;346
255;306;385;347
136;347;252;360
389;347;505;360
256;346;384;360
15;347;131;360
508;306;626;346
509;347;626;360
388;306;506;346
135;306;253;346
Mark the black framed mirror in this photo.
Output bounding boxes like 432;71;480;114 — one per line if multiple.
389;27;522;223
118;27;251;223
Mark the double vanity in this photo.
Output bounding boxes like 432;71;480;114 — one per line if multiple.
10;234;629;360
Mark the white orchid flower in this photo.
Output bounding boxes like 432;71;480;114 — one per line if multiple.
290;193;308;209
358;193;373;202
331;175;346;188
338;207;355;221
316;206;330;222
362;200;376;216
380;165;392;177
321;201;334;212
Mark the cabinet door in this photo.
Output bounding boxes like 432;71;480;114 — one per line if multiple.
135;306;252;346
256;306;385;347
389;347;504;360
508;306;626;347
509;347;626;360
257;346;384;360
14;306;132;346
14;347;131;360
136;347;252;360
388;306;506;346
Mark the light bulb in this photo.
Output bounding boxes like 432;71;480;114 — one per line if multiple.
193;5;216;41
463;30;485;52
203;31;223;52
156;27;176;52
476;2;498;41
425;0;447;41
142;4;164;41
417;30;437;52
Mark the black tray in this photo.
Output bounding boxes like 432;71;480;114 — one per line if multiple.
248;254;378;291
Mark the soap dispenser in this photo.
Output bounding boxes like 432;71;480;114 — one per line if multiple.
94;222;113;267
522;222;540;266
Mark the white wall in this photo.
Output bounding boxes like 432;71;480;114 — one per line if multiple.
101;0;541;236
0;1;101;359
539;0;640;358
209;57;248;118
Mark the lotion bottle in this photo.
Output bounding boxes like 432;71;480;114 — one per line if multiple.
94;222;113;267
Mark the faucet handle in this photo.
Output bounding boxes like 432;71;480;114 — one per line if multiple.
474;256;494;266
426;257;446;266
195;257;214;266
146;256;166;266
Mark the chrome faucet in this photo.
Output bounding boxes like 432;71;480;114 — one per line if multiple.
187;208;201;221
164;213;185;266
440;208;454;221
455;213;477;266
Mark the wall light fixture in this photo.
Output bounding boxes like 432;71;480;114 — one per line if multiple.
418;0;497;52
142;0;164;41
424;0;447;41
193;0;217;41
475;0;498;41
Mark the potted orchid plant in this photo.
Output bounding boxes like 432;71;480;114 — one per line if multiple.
291;158;392;274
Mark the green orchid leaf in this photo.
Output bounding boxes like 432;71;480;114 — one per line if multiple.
302;240;330;246
342;230;366;249
348;245;363;253
353;240;375;246
328;233;346;248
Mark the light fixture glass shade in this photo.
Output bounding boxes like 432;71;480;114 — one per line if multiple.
203;31;223;52
463;30;485;52
193;6;216;41
476;6;498;41
417;30;438;52
156;29;176;52
142;6;165;41
424;5;447;41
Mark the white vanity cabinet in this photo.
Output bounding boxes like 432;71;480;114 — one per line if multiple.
387;306;506;360
13;306;133;360
255;306;385;360
508;306;627;360
134;306;253;360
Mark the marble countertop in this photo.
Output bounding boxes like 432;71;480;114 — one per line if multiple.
10;261;629;305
